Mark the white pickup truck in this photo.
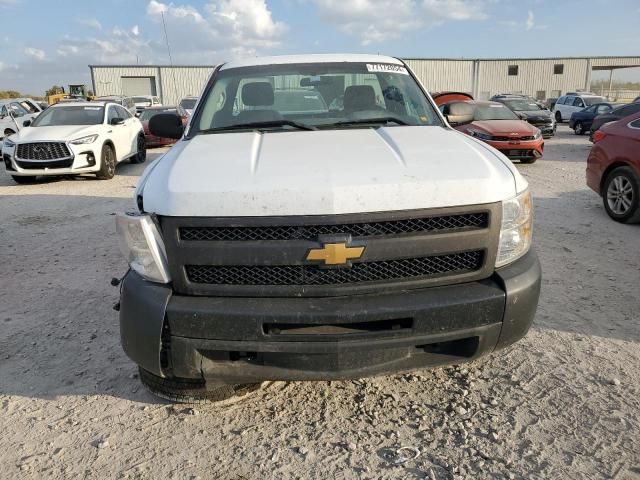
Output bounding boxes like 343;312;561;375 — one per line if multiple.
116;54;541;403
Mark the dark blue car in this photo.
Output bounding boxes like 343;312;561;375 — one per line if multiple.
569;103;619;135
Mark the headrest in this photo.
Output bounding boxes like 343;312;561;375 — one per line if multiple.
242;82;274;107
442;101;474;116
344;85;376;112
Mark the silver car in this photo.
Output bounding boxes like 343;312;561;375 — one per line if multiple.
0;101;39;138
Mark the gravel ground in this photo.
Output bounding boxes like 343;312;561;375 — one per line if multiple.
0;125;639;479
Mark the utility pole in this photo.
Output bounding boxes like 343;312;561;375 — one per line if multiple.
161;11;179;105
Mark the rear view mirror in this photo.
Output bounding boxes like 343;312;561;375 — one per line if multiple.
300;76;334;87
443;102;475;126
149;113;184;139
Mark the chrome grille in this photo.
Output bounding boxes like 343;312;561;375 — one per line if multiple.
17;142;71;161
186;251;484;286
180;213;489;242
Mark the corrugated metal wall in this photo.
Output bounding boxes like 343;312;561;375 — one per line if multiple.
476;58;590;100
92;66;159;97
90;57;640;105
404;59;475;93
591;57;640;69
91;66;215;105
157;67;214;105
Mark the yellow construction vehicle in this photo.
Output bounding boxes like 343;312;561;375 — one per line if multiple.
47;84;95;105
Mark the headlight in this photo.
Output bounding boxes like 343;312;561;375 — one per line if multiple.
3;138;15;148
71;134;98;145
469;130;493;141
116;213;171;283
496;189;533;268
533;131;542;140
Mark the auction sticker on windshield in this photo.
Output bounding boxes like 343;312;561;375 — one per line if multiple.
366;64;409;75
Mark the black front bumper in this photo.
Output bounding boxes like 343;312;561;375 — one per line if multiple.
119;250;541;383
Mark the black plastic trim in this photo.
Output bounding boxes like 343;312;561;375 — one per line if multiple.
159;203;501;297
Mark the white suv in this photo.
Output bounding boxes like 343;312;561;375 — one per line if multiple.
2;101;145;184
553;93;606;123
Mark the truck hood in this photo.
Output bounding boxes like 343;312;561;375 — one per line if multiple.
140;126;526;217
12;125;100;143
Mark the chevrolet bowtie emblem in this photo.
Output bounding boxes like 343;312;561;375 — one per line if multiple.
306;243;365;266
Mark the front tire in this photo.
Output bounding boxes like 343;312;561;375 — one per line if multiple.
11;175;38;184
138;368;261;404
96;144;116;180
555;111;562;123
520;157;538;164
130;135;147;164
574;121;584;135
602;167;640;224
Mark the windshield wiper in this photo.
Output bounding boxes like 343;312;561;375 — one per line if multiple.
330;117;410;127
199;119;317;133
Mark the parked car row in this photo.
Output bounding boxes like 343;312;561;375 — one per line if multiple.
1;101;145;183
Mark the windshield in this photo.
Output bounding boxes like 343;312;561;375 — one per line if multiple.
504;100;542;111
3;102;29;117
180;98;197;110
31;105;104;126
133;97;152;104
192;62;442;134
19;100;40;113
139;108;177;122
474;104;519;121
584;97;606;106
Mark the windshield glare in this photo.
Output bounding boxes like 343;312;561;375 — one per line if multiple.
504;100;542;111
31;106;104;126
474;104;519;121
192;62;442;133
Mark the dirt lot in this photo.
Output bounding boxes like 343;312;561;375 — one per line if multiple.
0;125;639;479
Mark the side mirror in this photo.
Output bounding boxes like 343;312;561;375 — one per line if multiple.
443;102;475;126
516;112;527;120
23;120;32;127
110;117;125;126
149;113;185;140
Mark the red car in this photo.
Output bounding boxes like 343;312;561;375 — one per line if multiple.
140;106;186;148
586;111;640;223
441;100;544;163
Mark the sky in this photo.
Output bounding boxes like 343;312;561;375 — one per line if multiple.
1;0;639;94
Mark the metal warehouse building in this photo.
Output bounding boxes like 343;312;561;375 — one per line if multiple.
90;56;640;105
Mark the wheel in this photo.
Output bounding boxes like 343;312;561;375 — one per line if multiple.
96;144;116;180
138;367;261;404
3;129;16;138
130;135;147;164
555;111;562;123
11;175;38;184
520;157;537;164
574;122;584;135
602;167;640;224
